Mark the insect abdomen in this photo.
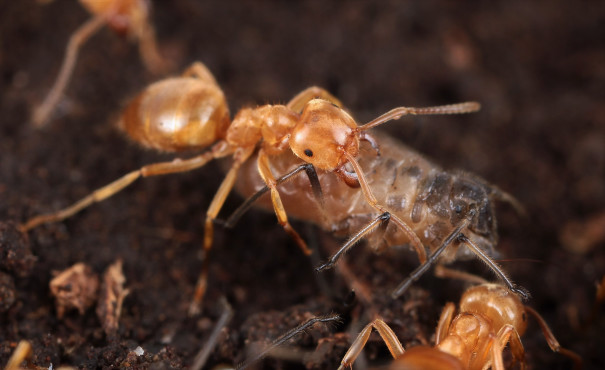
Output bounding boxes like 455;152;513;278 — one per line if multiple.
119;77;230;152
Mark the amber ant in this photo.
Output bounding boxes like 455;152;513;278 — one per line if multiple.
33;0;168;127
21;60;519;314
337;283;582;370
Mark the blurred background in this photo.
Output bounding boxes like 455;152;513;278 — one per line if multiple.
0;0;603;368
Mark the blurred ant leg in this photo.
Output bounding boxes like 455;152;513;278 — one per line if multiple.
316;212;390;271
5;340;33;370
190;146;254;316
224;163;324;228
133;13;169;74
20;142;233;232
341;151;427;263
286;86;344;112
358;102;481;132
182;61;218;84
238;314;341;370
337;319;404;370
458;235;529;300
497;325;525;369
33;14;107;127
478;324;522;370
334;259;376;309
524;306;583;370
435;302;456;345
191;297;233;370
391;215;473;299
257;149;311;255
434;265;489;285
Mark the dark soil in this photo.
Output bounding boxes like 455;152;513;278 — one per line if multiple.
1;1;603;369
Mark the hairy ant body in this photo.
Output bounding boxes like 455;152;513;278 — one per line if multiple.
337;283;581;370
33;0;167;127
21;61;515;314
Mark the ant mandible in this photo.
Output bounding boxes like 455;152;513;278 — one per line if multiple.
337;283;582;370
21;61;479;314
33;0;168;127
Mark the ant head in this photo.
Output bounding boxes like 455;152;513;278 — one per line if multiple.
290;99;360;170
459;284;528;336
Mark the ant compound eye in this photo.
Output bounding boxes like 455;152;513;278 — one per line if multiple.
454;204;463;214
304;149;314;157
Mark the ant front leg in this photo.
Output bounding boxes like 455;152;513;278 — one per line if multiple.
286;86;344;113
338;318;404;370
33;14;107;127
20;141;233;232
189;145;254;316
257;149;311;255
478;324;524;370
435;302;456;345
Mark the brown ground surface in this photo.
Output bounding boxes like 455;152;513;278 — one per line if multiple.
1;1;603;369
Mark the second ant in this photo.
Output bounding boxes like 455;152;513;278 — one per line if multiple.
337;282;581;369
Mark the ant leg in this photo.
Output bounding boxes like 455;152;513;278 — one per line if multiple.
190;146;254;316
458;235;530;300
33;14;107;127
391;215;472;298
434;265;490;285
256;149;311;255
20;141;233;232
131;11;169;74
182;61;219;85
358;102;481;132
341;151;427;264
524;306;582;370
435;302;456;345
238;314;341;370
316;212;390;271
286;86;344;112
224;163;323;228
191;297;233;370
477;324;523;370
338;319;404;370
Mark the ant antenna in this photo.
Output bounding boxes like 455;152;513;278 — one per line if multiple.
359;102;481;132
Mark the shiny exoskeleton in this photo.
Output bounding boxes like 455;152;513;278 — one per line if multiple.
337;284;581;370
22;61;496;314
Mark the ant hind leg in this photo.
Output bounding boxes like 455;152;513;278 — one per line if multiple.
33;14;107;127
338;319;404;370
20;142;232;233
